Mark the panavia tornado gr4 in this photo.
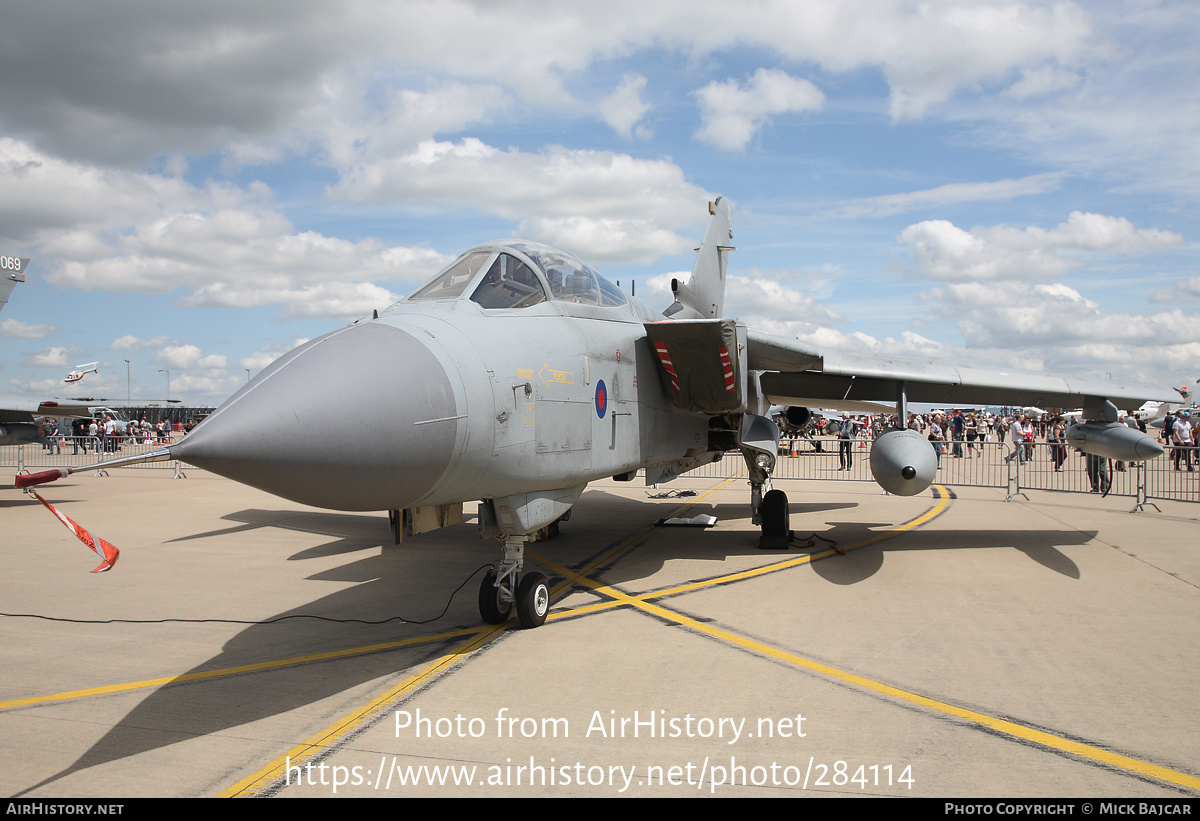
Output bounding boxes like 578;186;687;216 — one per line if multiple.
17;199;1176;627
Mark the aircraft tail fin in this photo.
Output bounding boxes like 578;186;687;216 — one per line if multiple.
665;198;733;319
1;257;30;315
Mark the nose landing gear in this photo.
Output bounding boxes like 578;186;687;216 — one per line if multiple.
478;536;551;629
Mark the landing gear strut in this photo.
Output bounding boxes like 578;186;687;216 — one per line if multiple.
478;569;512;624
478;535;551;628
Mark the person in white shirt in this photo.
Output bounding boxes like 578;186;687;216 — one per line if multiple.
1006;415;1029;464
1172;411;1194;471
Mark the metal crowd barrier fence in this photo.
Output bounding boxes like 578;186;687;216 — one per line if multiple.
7;433;1194;507
674;436;1198;508
7;436;190;478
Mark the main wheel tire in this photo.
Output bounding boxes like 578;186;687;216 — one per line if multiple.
479;570;511;624
516;572;550;629
757;488;791;549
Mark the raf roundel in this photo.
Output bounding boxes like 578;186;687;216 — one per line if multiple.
595;379;607;419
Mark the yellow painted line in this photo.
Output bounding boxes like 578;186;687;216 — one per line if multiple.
546;474;746;596
611;595;1200;791
218;624;507;798
0;626;488;711
11;479;1195;794
2;476;744;716
537;486;1200;793
225;475;746;797
598;485;951;602
534;484;948;616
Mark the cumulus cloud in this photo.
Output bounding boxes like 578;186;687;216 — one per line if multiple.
156;343;205;370
328;138;710;262
642;267;844;338
183;280;402;322
723;270;844;332
110;334;170;350
0;2;1099;161
1150;277;1200;304
308;79;513;171
240;338;309;376
0;140;452;320
516;216;691;265
918;280;1200;378
170;370;243;400
29;346;70;367
693;69;824;151
899;212;1183;282
0;2;1192;399
1;317;57;338
330;138;706;216
598;74;651;139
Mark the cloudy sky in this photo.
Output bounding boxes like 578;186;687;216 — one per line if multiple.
1;0;1196;405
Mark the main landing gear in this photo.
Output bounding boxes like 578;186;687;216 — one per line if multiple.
478;535;550;629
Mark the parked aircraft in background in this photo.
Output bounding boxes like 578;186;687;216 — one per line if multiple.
1134;387;1196;428
16;201;1177;627
1;254;29;312
0;257;67;446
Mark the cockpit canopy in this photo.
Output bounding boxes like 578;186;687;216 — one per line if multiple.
406;241;627;310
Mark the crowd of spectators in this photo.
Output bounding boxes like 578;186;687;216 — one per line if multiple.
800;407;1197;473
38;414;197;456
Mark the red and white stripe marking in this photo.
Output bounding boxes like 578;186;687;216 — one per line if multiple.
32;490;119;573
654;341;681;393
718;346;735;392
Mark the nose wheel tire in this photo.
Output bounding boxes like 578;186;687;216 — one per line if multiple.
479;569;512;624
516;572;550;629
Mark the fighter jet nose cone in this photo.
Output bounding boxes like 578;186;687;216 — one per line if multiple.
174;323;458;510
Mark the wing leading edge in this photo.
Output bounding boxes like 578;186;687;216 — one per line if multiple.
747;329;1178;412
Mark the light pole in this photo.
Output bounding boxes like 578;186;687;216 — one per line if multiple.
125;359;130;407
158;369;170;403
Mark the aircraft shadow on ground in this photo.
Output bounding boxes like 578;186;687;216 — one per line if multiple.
19;506;503;796
805;525;1088;585
533;489;1092;591
20;494;1093;795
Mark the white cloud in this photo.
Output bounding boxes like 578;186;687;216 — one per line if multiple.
1;317;57;338
598;74;651;139
830;173;1065;219
240;338;308;375
29;346;69;367
693;69;824;151
307;79;513;171
183;280;401;322
723;270;844;333
170;371;243;400
156;343;204;370
1150;277;1200;304
110;334;170;351
0;2;1099;161
0;140;451;320
516;216;691;265
328;138;710;263
330;138;705;215
899;212;1183;282
919;280;1200;378
1004;64;1082;100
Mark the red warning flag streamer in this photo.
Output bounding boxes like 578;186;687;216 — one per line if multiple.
30;490;119;573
